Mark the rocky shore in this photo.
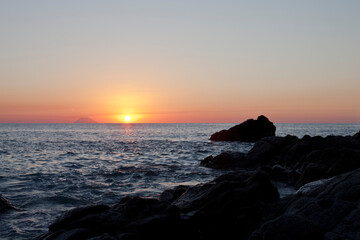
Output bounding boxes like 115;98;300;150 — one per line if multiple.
2;117;359;239
202;133;360;188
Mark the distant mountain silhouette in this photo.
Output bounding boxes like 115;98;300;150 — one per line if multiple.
74;117;97;123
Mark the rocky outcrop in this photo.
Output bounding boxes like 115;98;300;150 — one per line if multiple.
355;130;360;140
204;132;360;188
210;115;276;142
36;168;360;240
250;168;360;240
35;171;279;240
200;151;246;169
250;134;360;188
0;194;16;213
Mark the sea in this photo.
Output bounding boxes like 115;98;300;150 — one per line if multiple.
0;123;359;239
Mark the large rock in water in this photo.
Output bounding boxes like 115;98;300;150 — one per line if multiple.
210;115;276;142
34;171;279;240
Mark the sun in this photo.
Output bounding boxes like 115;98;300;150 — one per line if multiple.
124;115;131;122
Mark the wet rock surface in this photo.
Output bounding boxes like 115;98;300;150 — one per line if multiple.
210;115;276;142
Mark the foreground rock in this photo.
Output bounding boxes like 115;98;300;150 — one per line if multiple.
203;132;360;188
200;151;246;169
210;115;276;142
355;130;360;140
35;171;279;240
36;167;360;240
0;194;16;213
250;168;360;240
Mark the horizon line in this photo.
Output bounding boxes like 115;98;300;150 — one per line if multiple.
1;122;360;124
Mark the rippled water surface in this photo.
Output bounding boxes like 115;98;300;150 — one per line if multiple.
0;123;359;239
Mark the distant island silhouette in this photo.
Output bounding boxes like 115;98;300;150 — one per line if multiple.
73;117;97;123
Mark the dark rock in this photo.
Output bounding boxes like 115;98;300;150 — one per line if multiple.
245;135;299;167
171;171;279;211
49;204;111;232
250;168;360;240
159;185;190;203
0;194;16;213
35;171;279;240
205;134;360;188
259;165;300;186
250;215;323;240
355;130;360;140
200;151;246;169
210;115;276;142
280;135;360;188
181;172;279;240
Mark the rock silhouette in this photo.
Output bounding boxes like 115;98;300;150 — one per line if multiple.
210;115;276;142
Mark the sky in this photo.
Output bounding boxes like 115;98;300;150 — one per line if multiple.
0;0;359;123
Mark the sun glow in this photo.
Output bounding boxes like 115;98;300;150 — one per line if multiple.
124;115;131;122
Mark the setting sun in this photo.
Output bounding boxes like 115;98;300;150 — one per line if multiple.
124;115;131;122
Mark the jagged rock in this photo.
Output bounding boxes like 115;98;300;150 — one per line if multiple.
250;168;360;240
210;115;276;142
245;135;299;167
200;151;246;169
355;130;360;140
266;164;299;185
204;132;360;189
266;134;360;188
159;185;190;203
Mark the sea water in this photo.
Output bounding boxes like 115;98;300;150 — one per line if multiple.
0;123;359;239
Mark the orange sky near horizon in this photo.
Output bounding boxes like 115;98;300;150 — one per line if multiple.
1;58;359;123
1;85;358;123
0;1;359;124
